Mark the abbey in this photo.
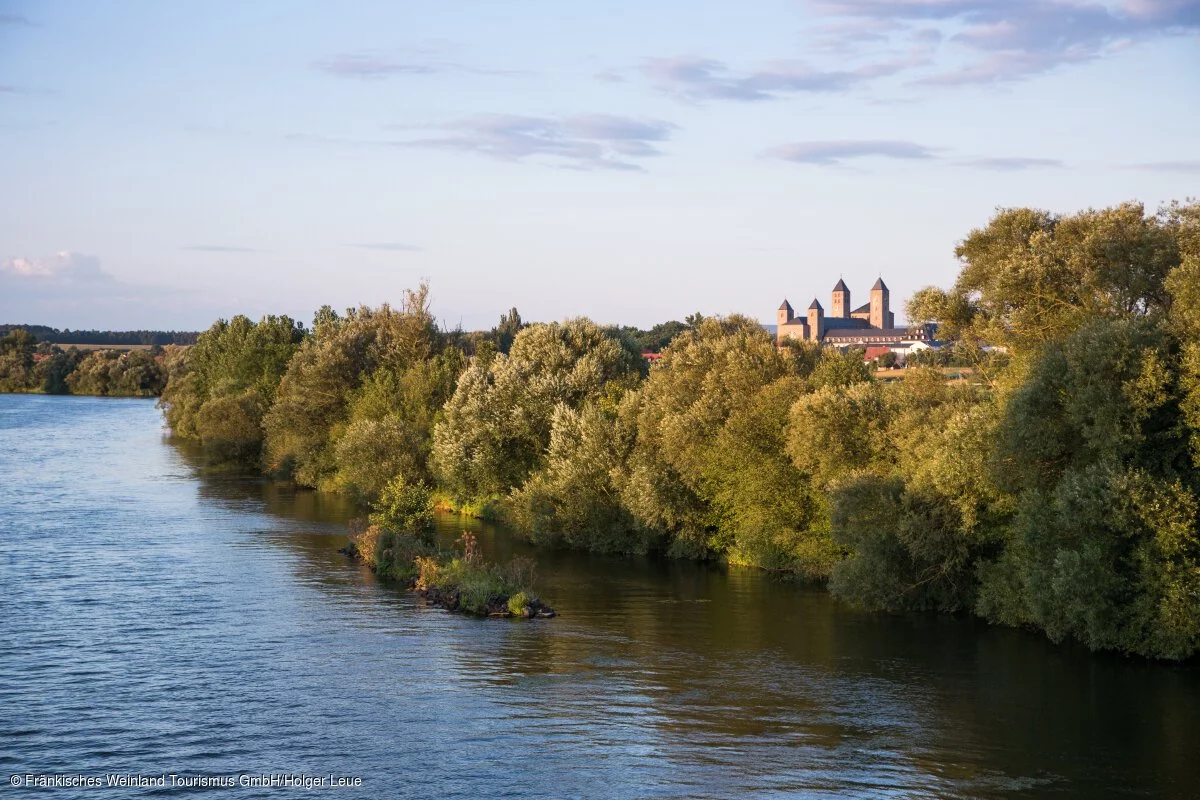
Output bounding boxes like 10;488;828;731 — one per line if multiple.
776;278;935;347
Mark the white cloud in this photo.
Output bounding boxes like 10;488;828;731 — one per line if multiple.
2;251;109;281
0;252;226;329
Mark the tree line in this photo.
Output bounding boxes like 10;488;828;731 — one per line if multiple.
157;200;1200;660
0;325;199;346
0;330;173;396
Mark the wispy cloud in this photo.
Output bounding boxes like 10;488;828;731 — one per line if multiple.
398;114;676;171
765;139;936;166
315;52;520;79
1125;160;1200;173
343;242;423;252
809;0;1200;84
960;156;1065;170
183;245;258;253
0;13;30;26
639;55;923;102
0;85;19;94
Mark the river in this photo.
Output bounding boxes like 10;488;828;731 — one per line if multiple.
1;394;1196;798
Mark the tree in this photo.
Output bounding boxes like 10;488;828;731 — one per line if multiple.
264;283;455;491
908;202;1184;357
707;377;834;575
508;401;651;553
160;314;306;465
432;318;643;503
493;307;524;355
976;318;1199;658
66;349;166;396
0;328;36;392
619;315;801;557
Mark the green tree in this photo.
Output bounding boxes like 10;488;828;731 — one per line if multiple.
508;401;651;553
160;314;305;465
264;284;451;489
492;307;524;355
975;318;1199;658
432;318;643;503
0;329;37;392
824;372;1003;613
707;377;834;575
619;315;800;557
908;202;1183;358
66;349;166;396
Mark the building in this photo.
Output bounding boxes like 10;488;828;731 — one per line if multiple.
776;278;936;348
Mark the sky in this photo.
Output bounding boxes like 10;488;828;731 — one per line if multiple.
1;0;1198;332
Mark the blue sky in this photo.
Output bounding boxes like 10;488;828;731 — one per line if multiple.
1;0;1197;331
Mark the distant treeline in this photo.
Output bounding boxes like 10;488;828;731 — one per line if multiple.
0;324;199;346
0;329;175;396
157;200;1200;661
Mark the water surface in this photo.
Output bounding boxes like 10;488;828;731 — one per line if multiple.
1;395;1196;798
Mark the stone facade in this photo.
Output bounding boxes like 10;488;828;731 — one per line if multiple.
776;278;934;347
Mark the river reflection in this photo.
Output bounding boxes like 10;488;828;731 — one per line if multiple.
2;395;1196;799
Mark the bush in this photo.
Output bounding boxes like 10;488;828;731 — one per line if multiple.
507;591;532;616
368;476;434;535
412;535;541;615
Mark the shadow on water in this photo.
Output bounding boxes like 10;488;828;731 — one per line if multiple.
173;438;1200;799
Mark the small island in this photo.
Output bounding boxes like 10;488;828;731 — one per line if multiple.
343;527;555;619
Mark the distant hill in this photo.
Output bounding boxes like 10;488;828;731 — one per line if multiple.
0;324;199;346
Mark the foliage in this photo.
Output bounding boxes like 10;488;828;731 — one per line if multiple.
146;204;1200;658
907;202;1182;357
506;591;532;617
159;314;305;465
975;318;1199;658
0;329;38;392
492;307;524;355
431;318;644;502
0;327;170;396
414;536;541;615
708;377;835;576
34;349;86;394
810;346;873;389
0;325;198;346
620;315;805;558
351;523;435;581
65;349;167;396
618;319;692;353
368;476;435;536
787;381;889;489
508;400;652;553
264;284;459;491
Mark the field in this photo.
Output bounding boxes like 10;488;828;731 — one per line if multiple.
874;367;977;383
58;343;160;351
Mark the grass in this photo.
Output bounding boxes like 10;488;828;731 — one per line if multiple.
58;343;160;351
430;490;507;522
874;366;979;384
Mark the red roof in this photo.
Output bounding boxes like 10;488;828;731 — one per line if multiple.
642;351;663;363
864;345;892;361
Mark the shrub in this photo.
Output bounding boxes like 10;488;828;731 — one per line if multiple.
507;591;531;617
369;476;434;536
412;538;542;615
